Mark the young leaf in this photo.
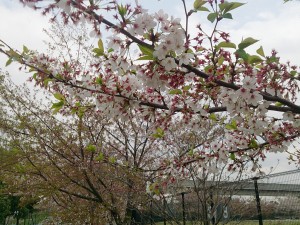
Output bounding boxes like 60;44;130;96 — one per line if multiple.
96;77;103;85
256;46;265;57
219;2;230;12
227;2;245;12
249;139;259;148
137;55;154;60
109;156;116;164
92;39;105;57
5;58;12;66
53;93;65;101
235;49;249;61
230;153;236;160
207;12;218;23
51;101;64;113
92;48;104;57
219;2;245;14
217;41;236;50
290;70;298;77
197;6;210;12
98;39;104;52
169;89;182;94
96;153;104;161
217;56;224;66
23;45;29;54
152;127;165;138
238;37;259;50
51;101;64;108
183;85;191;91
209;113;217;121
86;144;96;152
138;44;154;56
221;13;233;19
248;55;263;64
44;78;53;87
225;119;237;130
194;0;207;10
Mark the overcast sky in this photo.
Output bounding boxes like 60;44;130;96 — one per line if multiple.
0;0;300;173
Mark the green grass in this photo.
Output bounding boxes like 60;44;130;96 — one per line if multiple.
6;212;48;225
155;220;300;225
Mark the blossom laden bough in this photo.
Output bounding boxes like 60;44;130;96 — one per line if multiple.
1;0;300;192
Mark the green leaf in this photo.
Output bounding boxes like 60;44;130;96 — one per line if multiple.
238;37;259;50
194;0;207;10
219;2;228;11
109;156;116;164
219;2;245;14
96;77;103;85
183;85;191;91
169;89;182;94
197;6;210;12
51;101;64;108
204;65;213;73
207;12;218;23
5;58;12;66
137;55;154;60
230;152;235;160
248;55;263;64
267;56;279;63
138;44;154;56
275;102;283;107
256;46;265;58
92;48;104;57
249;139;259;148
217;56;224;66
221;13;233;19
152;127;165;138
92;39;105;57
290;70;297;77
96;153;104;161
32;73;38;80
53;93;64;101
44;78;53;87
217;41;236;50
51;101;64;113
23;45;29;53
225;119;237;130
209;113;217;121
86;144;96;152
98;39;104;52
228;2;245;12
235;49;249;61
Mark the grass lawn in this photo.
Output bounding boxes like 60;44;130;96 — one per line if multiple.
155;220;300;225
6;212;48;225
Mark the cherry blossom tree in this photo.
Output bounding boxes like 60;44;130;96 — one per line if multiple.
1;0;300;223
0;20;227;224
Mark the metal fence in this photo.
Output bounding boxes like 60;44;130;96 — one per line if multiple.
136;169;300;225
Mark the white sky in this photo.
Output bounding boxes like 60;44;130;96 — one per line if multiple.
0;0;300;173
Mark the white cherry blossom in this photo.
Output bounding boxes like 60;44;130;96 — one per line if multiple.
178;53;193;66
160;57;177;71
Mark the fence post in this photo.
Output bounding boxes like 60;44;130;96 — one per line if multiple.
253;177;263;225
210;191;216;225
150;199;154;225
181;192;186;225
163;198;167;225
